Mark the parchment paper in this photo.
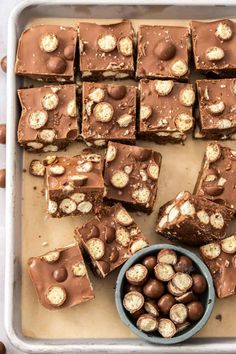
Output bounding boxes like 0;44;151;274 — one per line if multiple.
21;17;236;339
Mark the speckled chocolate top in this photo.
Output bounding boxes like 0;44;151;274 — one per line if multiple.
79;21;134;76
139;79;195;139
28;244;94;310
17;84;79;150
196;79;236;134
104;142;162;213
75;203;148;278
136;25;190;80
200;234;236;298
191;19;236;73
194;142;236;211
82;82;136;145
45;154;104;200
15;25;77;81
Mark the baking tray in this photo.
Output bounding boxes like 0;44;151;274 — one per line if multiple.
5;0;236;353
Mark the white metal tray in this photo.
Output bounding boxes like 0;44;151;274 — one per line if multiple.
5;0;236;353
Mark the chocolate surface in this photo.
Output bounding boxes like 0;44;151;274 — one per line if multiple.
17;84;79;152
75;203;148;278
136;25;190;80
104;141;162;213
79;21;134;79
196;79;236;138
15;25;77;81
82;82;136;146
0;124;6;144
139;79;195;143
200;234;236;298
194;142;236;212
44;153;104;217
28;244;94;310
191;19;236;74
156;191;234;246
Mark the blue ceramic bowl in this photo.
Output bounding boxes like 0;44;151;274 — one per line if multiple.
115;244;215;345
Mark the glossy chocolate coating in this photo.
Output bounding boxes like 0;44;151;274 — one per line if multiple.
28;245;94;310
139;80;194;144
0;170;6;188
82;82;136;145
79;21;134;79
125;283;143;294
104;141;162;213
158;293;176;315
0;342;6;354
75;203;148;278
187;301;204;321
136;25;190;79
174;256;193;273
142;255;157;272
17;84;79;152
0;124;6;144
0;56;6;73
15;25;77;81
192;274;207;295
143;278;165;299
192;19;236;74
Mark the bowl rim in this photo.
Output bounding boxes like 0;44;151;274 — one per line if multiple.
115;243;215;345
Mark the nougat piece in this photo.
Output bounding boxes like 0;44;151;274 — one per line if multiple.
15;25;77;82
139;79;195;143
79;21;134;80
194;142;236;212
196;79;236;139
44;153;104;217
17;84;79;152
200;234;236;298
81;82;136;147
104;142;162;213
75;203;148;278
156;191;234;246
136;25;190;80
191;19;236;76
28;244;94;310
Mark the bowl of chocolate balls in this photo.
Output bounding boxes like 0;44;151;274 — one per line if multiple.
115;244;215;344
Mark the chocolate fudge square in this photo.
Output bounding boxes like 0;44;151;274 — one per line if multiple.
156;191;234;246
191;19;236;76
28;244;94;310
17;84;79;152
15;25;77;82
139;79;195;143
75;203;148;278
79;21;134;80
196;79;236;139
44;153;104;217
200;234;236;298
104;142;162;213
81;82;136;147
136;25;190;80
194;142;236;212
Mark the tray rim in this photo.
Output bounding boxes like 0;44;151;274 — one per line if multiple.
5;0;236;353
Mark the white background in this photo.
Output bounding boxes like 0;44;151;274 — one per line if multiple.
1;0;22;352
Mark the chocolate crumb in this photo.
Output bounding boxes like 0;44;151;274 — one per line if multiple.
215;314;222;322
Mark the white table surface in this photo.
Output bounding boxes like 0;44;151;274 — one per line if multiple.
1;1;24;353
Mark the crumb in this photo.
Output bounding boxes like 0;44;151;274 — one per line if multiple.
33;186;37;190
23;168;27;173
215;314;222;322
38;235;42;238
42;241;48;247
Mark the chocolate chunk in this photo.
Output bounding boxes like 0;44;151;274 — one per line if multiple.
104;226;116;243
